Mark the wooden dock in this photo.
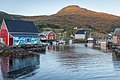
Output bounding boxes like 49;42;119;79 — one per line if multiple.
18;44;46;52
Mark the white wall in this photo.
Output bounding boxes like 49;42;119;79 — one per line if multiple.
0;38;4;44
75;34;85;39
113;36;117;44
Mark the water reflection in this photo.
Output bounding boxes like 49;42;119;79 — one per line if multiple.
86;43;94;48
92;44;109;53
47;44;75;52
44;44;118;80
49;44;105;72
0;54;40;79
1;44;120;80
112;53;120;74
112;52;120;61
47;45;56;51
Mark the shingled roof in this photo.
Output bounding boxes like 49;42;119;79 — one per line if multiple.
41;31;53;35
4;19;39;35
75;30;87;34
113;28;120;36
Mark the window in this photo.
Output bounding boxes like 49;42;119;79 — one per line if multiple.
118;38;120;40
3;38;5;42
16;40;19;43
50;36;53;40
26;38;31;43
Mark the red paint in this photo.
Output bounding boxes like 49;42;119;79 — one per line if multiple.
1;57;10;77
0;20;13;46
41;35;46;38
9;35;13;46
48;32;56;40
0;29;1;38
0;21;9;45
117;36;120;44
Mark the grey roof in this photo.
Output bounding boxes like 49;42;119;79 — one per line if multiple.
113;28;120;36
41;31;53;35
4;19;39;35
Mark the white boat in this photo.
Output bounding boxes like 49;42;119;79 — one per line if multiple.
39;41;49;46
57;39;65;44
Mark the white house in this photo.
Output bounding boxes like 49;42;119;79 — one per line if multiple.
75;30;87;39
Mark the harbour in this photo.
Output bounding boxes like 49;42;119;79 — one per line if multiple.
0;2;120;80
0;44;120;80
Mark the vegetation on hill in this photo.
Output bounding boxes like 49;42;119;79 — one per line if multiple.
0;11;22;26
22;5;120;37
1;5;120;37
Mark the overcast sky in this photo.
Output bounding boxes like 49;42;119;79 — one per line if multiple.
0;0;120;16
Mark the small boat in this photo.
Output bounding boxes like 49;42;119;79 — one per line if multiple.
58;38;66;44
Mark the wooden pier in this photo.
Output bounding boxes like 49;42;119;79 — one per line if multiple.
18;44;46;52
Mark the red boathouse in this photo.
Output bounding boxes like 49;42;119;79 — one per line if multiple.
0;19;40;46
0;19;9;45
40;31;56;41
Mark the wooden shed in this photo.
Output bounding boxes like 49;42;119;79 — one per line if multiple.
113;28;120;44
0;19;40;46
40;31;56;41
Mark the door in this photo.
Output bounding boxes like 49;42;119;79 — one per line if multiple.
9;38;13;46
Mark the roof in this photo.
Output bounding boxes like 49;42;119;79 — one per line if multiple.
75;30;87;34
4;19;39;35
40;31;54;35
10;32;38;36
113;28;120;36
87;37;94;41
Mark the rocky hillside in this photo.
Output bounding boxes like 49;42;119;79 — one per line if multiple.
1;5;120;35
0;11;22;25
22;5;120;34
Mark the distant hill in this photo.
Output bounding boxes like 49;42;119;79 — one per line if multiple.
22;5;120;34
0;11;22;26
1;5;120;36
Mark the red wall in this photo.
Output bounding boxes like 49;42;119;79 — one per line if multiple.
1;57;10;78
117;36;120;44
0;21;9;45
41;35;46;38
48;32;56;40
9;35;13;46
0;29;1;37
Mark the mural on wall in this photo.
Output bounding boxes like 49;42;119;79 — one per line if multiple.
13;35;40;45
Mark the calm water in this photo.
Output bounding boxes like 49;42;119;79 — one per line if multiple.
0;44;120;80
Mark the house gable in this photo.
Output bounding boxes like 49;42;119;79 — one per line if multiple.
0;20;9;45
48;32;56;40
40;31;56;40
